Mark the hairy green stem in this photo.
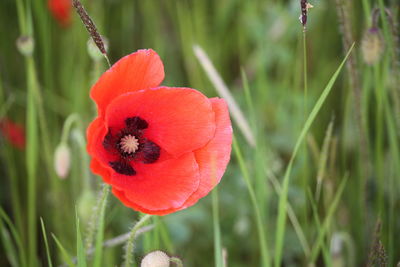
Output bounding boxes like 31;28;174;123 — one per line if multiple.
123;214;152;267
170;257;184;267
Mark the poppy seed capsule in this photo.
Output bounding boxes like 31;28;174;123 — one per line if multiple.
16;35;35;56
119;134;139;154
141;251;170;267
54;143;71;179
361;27;384;65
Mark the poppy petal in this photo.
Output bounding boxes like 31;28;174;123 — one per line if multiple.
91;49;165;117
105;87;216;157
109;152;200;211
183;98;232;208
87;117;103;155
87;117;120;170
112;188;180;215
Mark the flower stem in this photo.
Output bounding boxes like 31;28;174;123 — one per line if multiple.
170;257;184;267
85;184;110;252
303;29;308;115
60;113;80;144
123;214;152;267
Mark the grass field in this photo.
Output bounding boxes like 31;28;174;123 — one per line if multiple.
0;0;399;266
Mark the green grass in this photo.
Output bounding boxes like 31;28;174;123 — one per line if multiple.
1;0;399;266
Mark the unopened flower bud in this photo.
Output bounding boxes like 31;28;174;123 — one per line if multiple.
141;250;170;267
361;27;384;65
54;143;71;179
16;35;35;56
87;36;108;61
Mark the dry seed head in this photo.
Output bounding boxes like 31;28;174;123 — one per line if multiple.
141;250;170;267
87;36;109;61
72;0;106;55
361;27;385;65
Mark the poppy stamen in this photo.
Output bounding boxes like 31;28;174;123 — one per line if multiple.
119;134;139;154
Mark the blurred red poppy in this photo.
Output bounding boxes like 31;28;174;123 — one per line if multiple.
0;118;26;150
48;0;71;27
87;49;232;215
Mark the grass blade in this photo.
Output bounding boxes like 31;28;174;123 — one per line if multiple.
75;211;87;267
51;233;74;267
0;218;18;267
212;186;223;267
93;184;110;267
233;137;271;267
274;43;355;267
309;175;349;263
40;218;53;267
193;44;256;147
0;207;27;267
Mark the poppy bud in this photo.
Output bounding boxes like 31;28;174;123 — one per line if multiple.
141;250;170;267
361;27;384;65
54;143;71;179
16;35;35;56
87;37;108;62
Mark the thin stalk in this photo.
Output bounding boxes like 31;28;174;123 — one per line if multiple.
92;184;110;267
233;137;270;267
170;257;184;267
71;129;91;191
123;215;152;267
26;55;39;267
274;46;353;267
303;29;308;115
14;0;26;34
60;114;80;144
212;187;223;267
373;65;384;214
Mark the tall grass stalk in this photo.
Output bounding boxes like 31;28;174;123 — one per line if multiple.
274;44;354;267
308;175;348;263
212;187;223;267
92;184;110;267
232;137;270;267
303;29;308;115
0;207;27;267
75;212;87;267
40;218;53;267
193;45;256;147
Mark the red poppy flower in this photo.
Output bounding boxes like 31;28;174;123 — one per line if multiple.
87;49;232;215
0;118;26;150
48;0;71;27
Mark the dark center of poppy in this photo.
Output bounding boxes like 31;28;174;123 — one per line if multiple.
102;116;160;176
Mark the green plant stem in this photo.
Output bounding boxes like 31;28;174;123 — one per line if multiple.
233;137;270;267
92;184;110;267
71;129;91;191
123;214;152;267
26;55;39;267
212;186;223;267
60;114;81;144
170;257;184;267
303;29;308;115
274;45;354;267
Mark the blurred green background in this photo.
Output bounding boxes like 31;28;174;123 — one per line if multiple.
0;0;399;266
